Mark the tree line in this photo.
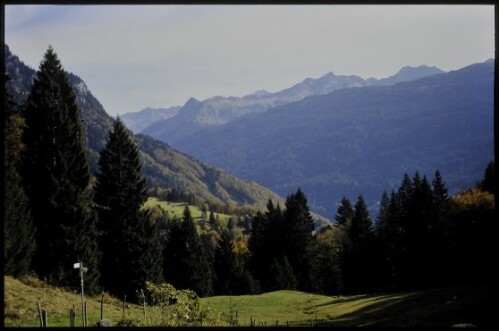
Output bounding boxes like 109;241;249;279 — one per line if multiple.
4;46;496;302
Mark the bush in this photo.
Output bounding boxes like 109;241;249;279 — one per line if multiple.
143;281;223;326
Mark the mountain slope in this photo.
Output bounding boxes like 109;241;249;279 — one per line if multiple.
368;65;445;86
122;106;181;133
142;72;371;145
169;61;494;218
3;44;285;211
140;66;444;146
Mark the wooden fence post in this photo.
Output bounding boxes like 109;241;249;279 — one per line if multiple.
37;301;43;327
70;308;76;327
101;294;104;320
141;289;146;323
84;301;88;326
122;295;126;320
41;309;48;327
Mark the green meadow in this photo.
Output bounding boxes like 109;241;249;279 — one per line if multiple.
4;275;493;327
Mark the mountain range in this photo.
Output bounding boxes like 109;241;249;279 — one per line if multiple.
138;60;493;218
122;106;181;133
139;65;444;145
3;44;287;214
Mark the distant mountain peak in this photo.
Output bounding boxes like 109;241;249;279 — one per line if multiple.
184;97;201;106
247;89;271;97
371;64;445;86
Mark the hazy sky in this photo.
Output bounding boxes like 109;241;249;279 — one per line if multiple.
5;5;495;116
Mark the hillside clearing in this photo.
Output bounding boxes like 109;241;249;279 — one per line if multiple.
143;197;231;223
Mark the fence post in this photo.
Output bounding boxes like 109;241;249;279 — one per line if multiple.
37;301;43;327
141;289;146;323
122;295;126;320
70;308;76;327
100;294;104;320
84;301;88;326
41;309;48;327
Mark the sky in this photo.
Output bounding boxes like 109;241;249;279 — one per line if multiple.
4;5;495;116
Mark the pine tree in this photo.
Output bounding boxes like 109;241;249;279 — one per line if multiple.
334;196;354;227
342;195;374;293
349;195;372;243
22;47;100;292
4;74;36;277
480;161;495;195
94;118;162;298
432;170;449;206
270;256;298;291
311;227;343;295
282;188;315;291
163;206;213;297
213;230;244;294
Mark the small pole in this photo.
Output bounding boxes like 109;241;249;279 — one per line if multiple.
100;294;104;320
141;289;146;322
70;308;75;327
41;309;48;327
84;301;88;327
122;295;126;320
37;301;43;327
80;262;85;327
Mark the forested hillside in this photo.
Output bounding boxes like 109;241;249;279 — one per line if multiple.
3;44;284;212
170;60;494;217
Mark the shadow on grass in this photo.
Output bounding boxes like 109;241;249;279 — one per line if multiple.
318;286;495;327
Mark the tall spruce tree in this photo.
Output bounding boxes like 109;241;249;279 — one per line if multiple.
342;195;374;293
282;188;315;291
4;75;36;277
94;118;163;298
213;230;247;295
21;47;100;292
163;206;213;297
480;161;495;195
248;200;285;292
334;197;354;228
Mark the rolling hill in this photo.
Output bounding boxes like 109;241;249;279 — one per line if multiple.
165;60;494;218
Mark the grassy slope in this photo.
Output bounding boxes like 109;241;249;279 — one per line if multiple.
203;286;495;327
143;197;231;225
4;276;494;327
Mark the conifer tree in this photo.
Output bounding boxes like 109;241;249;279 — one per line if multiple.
349;195;373;243
480;161;495;195
163;206;213;297
282;188;315;291
248;211;269;291
432;170;449;206
4;75;36;277
94;118;162;298
334;196;354;227
342;195;374;293
213;230;245;294
270;256;298;291
22;47;100;292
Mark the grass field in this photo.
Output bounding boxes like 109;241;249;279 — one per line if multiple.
4;275;494;327
143;197;231;224
204;286;495;327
